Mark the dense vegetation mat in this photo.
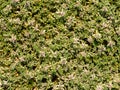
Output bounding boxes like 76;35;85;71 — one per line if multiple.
0;0;120;90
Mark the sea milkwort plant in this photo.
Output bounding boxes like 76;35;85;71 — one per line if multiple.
0;0;120;90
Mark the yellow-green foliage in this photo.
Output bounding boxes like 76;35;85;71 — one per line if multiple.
0;0;120;90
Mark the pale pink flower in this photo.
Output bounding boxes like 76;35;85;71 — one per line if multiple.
68;73;75;80
3;80;8;85
89;29;95;33
28;19;35;26
60;58;67;65
116;28;120;35
96;84;103;90
73;37;79;43
9;18;21;24
19;56;25;62
107;40;115;47
102;6;108;12
24;31;30;37
87;36;93;43
80;42;88;49
40;51;45;57
9;34;17;43
80;51;87;57
34;24;39;31
3;5;12;12
98;45;106;52
93;32;102;39
102;22;108;28
56;9;66;17
40;30;46;35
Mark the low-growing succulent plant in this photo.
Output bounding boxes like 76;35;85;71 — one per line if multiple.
0;0;120;90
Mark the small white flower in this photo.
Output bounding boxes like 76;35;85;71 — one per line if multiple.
67;16;75;24
52;51;58;58
107;40;115;47
9;18;21;24
80;51;87;57
56;9;66;17
113;74;120;83
89;29;95;33
46;39;52;45
11;50;17;56
102;6;108;12
40;51;45;57
19;56;25;62
28;19;35;26
87;36;93;43
108;16;114;20
107;81;113;89
93;32;102;39
102;22;108;28
60;57;67;65
27;71;34;78
33;24;39;31
104;29;111;34
0;19;4;23
91;74;96;79
14;18;21;24
0;80;2;86
73;37;79;43
24;31;30;37
44;65;50;71
3;5;12;12
75;1;80;7
53;84;64;90
9;34;17;43
66;16;76;27
24;1;31;8
80;42;88;49
98;45;106;52
68;73;75;80
116;28;120;35
40;30;46;35
96;84;103;90
83;69;89;73
61;3;68;9
3;80;8;85
92;0;99;4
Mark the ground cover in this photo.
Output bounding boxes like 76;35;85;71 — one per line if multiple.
0;0;120;90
